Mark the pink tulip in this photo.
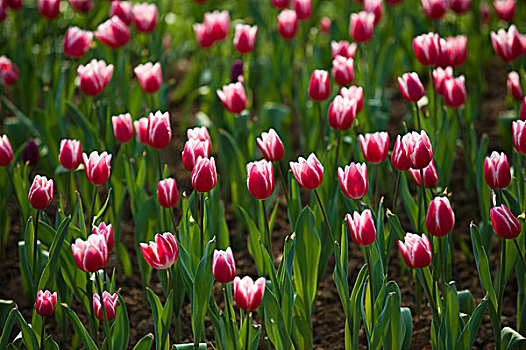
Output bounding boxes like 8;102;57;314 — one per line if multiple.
490;204;521;239
134;117;149;144
63;27;93;58
191;156;217;193
134;62;162;94
491;25;526;62
157;178;179;208
442;75;466;108
481;3;490;24
204;10;230;41
133;3;157;33
35;290;57;317
338;162;368;199
95;16;130;49
421;0;448;19
513;120;526;154
217;82;247;114
398;72;425;103
294;0;311;20
432;66;453;95
247;160;275;200
28;175;54;210
0;2;7;22
257;129;285;162
112;113;134;143
0;56;19;86
93;292;118;321
507;71;523;101
68;0;92;13
349;11;375;43
37;0;60;19
346;209;376;246
193;23;214;48
401;131;433;169
308;69;331;101
328;95;357;130
110;1;132;25
92;221;114;252
520;97;526;120
277;9;298;40
71;234;109;272
332;55;355;87
182;139;211;171
147;111;172;149
271;0;289;8
413;32;441;66
140;232;179;269
6;0;22;10
331;40;357;59
359;132;389;164
449;0;470;13
398;233;432;268
426;196;455;237
234;24;258;54
83;151;112;186
320;17;331;34
484;151;511;189
446;35;467;67
0;134;14;166
340;85;364;113
494;0;515;22
187;126;211;143
212;247;236;283
77;59;113;96
409;160;439;188
391;135;410;171
290;153;324;190
234;276;265;311
364;0;383;25
59;139;82;170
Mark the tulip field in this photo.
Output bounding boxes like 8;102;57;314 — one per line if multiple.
2;0;526;349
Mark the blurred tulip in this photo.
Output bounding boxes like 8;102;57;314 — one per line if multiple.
22;139;39;167
331;40;357;59
484;151;511;189
63;27;93;58
213;247;236;283
443;75;466;108
409;160;439;188
134;62;162;94
398;233;432;268
234;276;265;311
77;59;113;96
247;160;275;200
507;71;523;101
0;2;7;22
421;0;448;19
277;9;298;40
494;0;514;22
234;24;258;54
6;0;22;9
332;55;355;86
0;56;19;85
386;0;403;4
193;23;214;48
133;3;157;33
320;17;331;34
359;132;389;164
134;117;149;144
480;3;490;25
398;72;425;103
364;0;383;25
157;178;179;208
346;209;376;246
426;196;455;237
141;232;179;269
187;126;211;143
230;59;244;83
68;0;92;13
147;111;171;149
204;10;230;41
191;156;217;193
290;153;324;190
257;128;285;162
308;69;331;101
432;66;453;95
401;131;433;169
271;0;289;8
338;162;368;199
413;32;441;66
38;0;59;19
28;175;54;210
294;0;311;20
71;234;108;272
0;135;13;166
391;135;410;171
446;35;467;66
182;139;211;171
35;290;57;317
349;11;375;42
95;16;130;49
449;0;470;13
491;204;521;239
513;120;526;154
110;1;132;25
83;151;112;186
328;95;357;130
92;221;114;252
59;139;82;170
217;82;247;114
93;292;118;322
491;25;526;62
340;85;364;112
112;113;134;143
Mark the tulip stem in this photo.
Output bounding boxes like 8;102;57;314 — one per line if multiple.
496;238;507;350
95;272;111;350
439;236;447;302
222;283;238;350
419;169;427;232
314;189;334;243
415;102;422;131
261;200;273;261
275;161;290;207
333;130;341;177
40;316;45;349
89;186;98;230
32;210;40;284
416;268;440;334
157;149;163;181
85;272;98;340
513;238;526;271
317;102;325;148
393;171;401;213
244;312;252;349
364;245;375;331
200;192;205;257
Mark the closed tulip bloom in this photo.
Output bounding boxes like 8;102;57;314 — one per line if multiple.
320;17;331;34
69;0;92;13
364;0;383;25
398;233;432;268
443;75;466;108
234;24;258;54
386;0;403;4
0;2;7;22
359;132;389;164
494;0;514;22
182;139;211;171
346;210;376;246
0;56;19;86
133;3;157;33
328;95;357;130
398;72;425;103
191;156;217;193
77;59;113;96
148;111;172;149
340;85;364;113
294;0;311;20
157;178;179;208
491;25;526;62
134;117;149;144
6;0;22;10
83;151;112;186
212;247;236;283
447;36;467;67
112;113;134;143
217;82;247;114
28;175;54;210
449;0;470;13
22;140;39;167
93;292;118;322
193;23;214;48
92;222;114;252
63;27;93;58
35;290;57;317
290;153;324;190
391;135;410;171
0;135;13;166
257;129;285;162
338;162;368;199
349;11;375;43
271;0;289;8
332;56;355;86
204;10;230;41
409;160;439;188
513;120;526;154
59;139;82;170
140;232;179;269
234;276;266;311
38;0;60;19
331;40;357;59
278;9;298;40
134;62;162;94
436;38;454;68
95;16;130;49
507;71;522;101
71;234;109;272
490;204;521;239
247;160;275;200
421;0;448;19
432;66;453;95
401;131;433;169
426;196;455;237
110;1;132;25
484;151;511;189
187;126;211;143
308;69;331;101
413;32;441;66
230;60;244;83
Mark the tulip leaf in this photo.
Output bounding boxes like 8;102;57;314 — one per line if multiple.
455;296;488;350
239;206;265;274
133;334;154;350
111;294;130;350
93;188;112;226
62;304;98;350
192;238;215;347
43;336;59;350
501;327;526;349
263;286;294;350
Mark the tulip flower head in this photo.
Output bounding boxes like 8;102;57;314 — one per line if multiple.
391;135;410;171
401;131;433;169
513;120;526;154
140;232;179;269
349;11;375;43
426;196;455;237
491;25;526;62
193;22;214;48
95;16;130;49
449;0;470;13
112;113;134;143
157;178;179;208
409;160;439;188
69;0;93;13
59;139;82;170
340;85;364;113
191;156;218;193
187;126;211;143
332;55;355;87
35;290;57;317
346;209;376;246
77;59;113;96
507;71;523;101
484;151;511;189
308;69;331;101
133;3;157;33
217;82;247;114
93;291;118;322
421;0;448;19
0;3;7;22
63;27;93;58
433;66;453;95
212;247;236;283
38;0;60;20
338;162;368;199
6;0;22;10
147;111;172;149
0;134;13;166
92;221;114;252
134;117;149;144
234;276;266;311
234;24;258;54
290;153;324;190
328;95;357;130
398;233;432;268
28;175;54;210
277;9;298;40
294;0;312;20
256;128;285;162
359;132;389;164
490;204;521;239
446;35;467;67
134;62;162;94
71;234;109;272
246;160;275;200
442;75;466;108
182;139;211;172
331;40;357;59
320;17;331;34
22;140;39;167
413;32;441;66
83;151;112;186
494;0;515;22
398;72;426;103
271;0;289;8
0;56;19;85
364;0;383;25
204;10;230;41
110;1;132;25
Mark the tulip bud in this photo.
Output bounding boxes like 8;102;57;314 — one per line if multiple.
359;132;389;164
401;131;433;169
277;9;298;40
491;25;526;63
6;0;22;10
443;75;466;108
308;69;331;101
364;0;383;25
63;27;93;58
257;129;285;162
35;290;57;317
140;232;179;269
271;0;289;8
332;55;355;87
346;210;376;246
230;60;244;83
182;139;211;171
68;0;93;13
0;2;7;22
449;0;470;13
148;111;172;149
71;234;109;272
494;0;515;22
0;56;19;86
217;82;247;114
246;160;275;200
331;40;357;59
212;247;236;283
59;139;82;170
398;72;425;103
112;113;134;143
157;178;179;208
95;16;130;49
193;23;214;48
38;0;60;19
191;156;217;193
490;204;521;239
187;126;211;143
234;276;266;311
233;24;258;54
320;17;331;34
398;233;432;268
83;151;112;186
110;1;132;25
93;291;118;322
338;162;368;199
134;117;149;144
413;32;441;66
421;0;448;19
391;135;410;171
204;10;230;41
77;59;113;96
133;3;157;33
0;135;13;166
426;196;455;237
92;221;114;252
432;66;453;95
294;0;311;20
22;139;39;167
507;71;523;101
447;35;467;67
328;95;357;130
349;11;375;43
340;85;364;113
513;120;526;154
484;151;511;189
28;175;54;210
409;160;439;188
290;153;324;190
134;62;162;94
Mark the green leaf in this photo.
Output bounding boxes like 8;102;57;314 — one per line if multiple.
133;334;154;350
263;286;294;350
63;304;98;350
111;294;130;350
43;336;60;350
192;238;215;347
455;296;488;350
501;327;526;349
93;188;112;225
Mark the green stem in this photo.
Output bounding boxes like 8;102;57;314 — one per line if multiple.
364;245;375;331
95;272;111;350
245;312;252;349
439;236;447;303
334;130;341;177
317;102;325;148
314;189;334;243
513;239;526;271
32;210;40;284
261;200;273;260
393;171;401;212
496;238;507;350
171;207;178;234
223;283;238;350
40;316;45;349
415;102;422;131
416;268;440;332
200;192;205;257
89;186;98;229
157;149;163;181
275;161;290;207
85;272;98;340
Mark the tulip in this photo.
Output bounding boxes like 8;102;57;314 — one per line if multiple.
426;196;455;237
507;71;523;101
63;27;93;58
134;62;162;94
133;3;157;33
93;292;118;322
193;23;214;48
290;153;324;190
442;75;466;108
340;85;364;113
421;0;448;19
77;59;113;96
413;32;441;66
182;139;211;171
331;40;357;59
481;3;490;24
398;72;425;103
449;0;470;13
432;66;453;95
157;178;179;208
38;0;60;19
484;151;511;189
328;95;357;130
22;140;39;167
446;35;467;67
6;0;22;9
346;209;376;246
494;0;514;22
35;290;57;317
255;129;284;163
147;111;172;149
0;2;7;22
68;0;92;13
28;175;54;210
520;98;526;121
112;113;134;143
308;70;331;101
191;156;217;193
247;160;275;200
391;135;410;171
386;0;403;4
0;135;13;166
59;139;82;171
490;204;521;239
513;120;526;154
134;117;149;144
217;82;247;114
277;9;298;40
92;221;114;252
320;17;331;34
398;233;432;268
271;0;289;8
230;60;244;83
294;0;311;20
83;151;112;186
187;126;211;143
401;131;433;169
233;24;258;54
140;232;179;269
234;276;266;311
95;16;130;49
332;55;355;86
359;132;389;164
364;0;383;25
338;162;368;199
409;160;439;188
110;1;132;25
71;234;109;272
491;25;526;62
204;10;230;41
349;11;375;43
0;56;19;85
212;247;236;283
